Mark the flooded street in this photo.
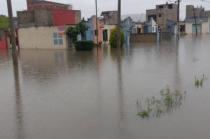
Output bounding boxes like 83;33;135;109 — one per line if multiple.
1;35;210;139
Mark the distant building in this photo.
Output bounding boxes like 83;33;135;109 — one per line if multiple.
146;3;178;32
132;22;144;34
144;18;157;33
18;0;81;27
17;9;81;27
17;0;81;49
26;0;72;11
186;5;210;20
183;5;210;34
185;17;209;34
101;11;118;44
121;17;135;44
101;11;118;25
85;16;104;44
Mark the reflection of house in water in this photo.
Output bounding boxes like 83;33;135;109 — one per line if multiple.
20;50;68;81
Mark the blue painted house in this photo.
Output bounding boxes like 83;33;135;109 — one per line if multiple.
85;16;95;42
121;17;135;45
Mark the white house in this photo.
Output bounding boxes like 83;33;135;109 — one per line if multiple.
144;18;157;33
18;26;68;49
185;18;209;34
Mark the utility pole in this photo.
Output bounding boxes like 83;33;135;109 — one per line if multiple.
7;0;19;77
117;0;121;49
95;0;99;45
193;7;198;36
177;0;180;40
6;0;16;52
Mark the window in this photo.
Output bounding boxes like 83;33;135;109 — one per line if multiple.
53;32;63;46
159;14;162;17
168;4;173;9
159;5;164;9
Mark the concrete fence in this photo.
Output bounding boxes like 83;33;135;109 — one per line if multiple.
130;33;157;43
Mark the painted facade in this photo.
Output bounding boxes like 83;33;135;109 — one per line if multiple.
0;31;8;49
102;25;117;43
132;23;144;34
18;26;68;49
85;16;104;44
121;17;135;44
0;16;9;49
144;18;157;33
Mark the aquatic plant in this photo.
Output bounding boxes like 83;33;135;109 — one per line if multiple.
194;74;207;88
137;110;150;118
137;87;186;119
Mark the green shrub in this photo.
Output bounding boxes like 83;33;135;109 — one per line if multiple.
109;28;124;48
75;41;94;51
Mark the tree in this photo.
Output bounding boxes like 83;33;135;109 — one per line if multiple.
109;28;124;48
66;20;88;44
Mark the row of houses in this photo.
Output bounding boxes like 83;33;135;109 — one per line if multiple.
16;1;120;49
1;1;210;50
145;3;210;35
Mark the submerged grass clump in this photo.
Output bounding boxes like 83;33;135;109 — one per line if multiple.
194;74;207;88
137;110;149;118
137;87;186;119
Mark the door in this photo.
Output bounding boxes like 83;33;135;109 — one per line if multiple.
192;24;202;34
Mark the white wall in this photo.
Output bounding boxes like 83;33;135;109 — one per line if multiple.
202;22;209;34
185;22;209;34
185;23;193;34
18;26;68;49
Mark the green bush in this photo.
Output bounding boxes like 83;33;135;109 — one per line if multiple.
75;41;94;51
109;28;124;48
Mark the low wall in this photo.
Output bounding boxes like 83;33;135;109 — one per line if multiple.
130;33;157;43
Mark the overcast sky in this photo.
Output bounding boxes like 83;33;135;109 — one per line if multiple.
1;0;210;20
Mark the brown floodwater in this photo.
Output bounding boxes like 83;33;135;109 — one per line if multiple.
1;35;210;139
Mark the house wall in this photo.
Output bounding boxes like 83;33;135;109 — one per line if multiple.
27;0;72;11
18;9;80;27
102;25;116;43
17;10;35;27
85;16;104;43
146;3;178;32
185;23;193;34
0;34;8;49
130;33;157;42
185;22;209;34
52;10;81;26
18;26;68;49
202;22;209;34
101;11;118;25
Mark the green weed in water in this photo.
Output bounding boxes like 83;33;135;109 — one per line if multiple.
137;87;186;119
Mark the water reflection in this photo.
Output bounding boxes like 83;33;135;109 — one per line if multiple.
12;52;25;139
1;35;210;139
